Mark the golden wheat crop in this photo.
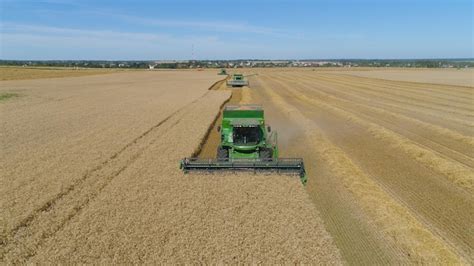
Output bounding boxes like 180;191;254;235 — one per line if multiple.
0;66;126;81
0;70;341;264
3;67;471;264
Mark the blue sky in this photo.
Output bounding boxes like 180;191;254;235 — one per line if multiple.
1;0;473;60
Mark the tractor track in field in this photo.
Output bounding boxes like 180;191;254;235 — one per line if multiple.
1;108;182;261
254;75;465;263
253;72;473;262
325;75;474;117
0;91;218;262
269;73;474;189
270;76;473;259
295;73;474;131
321;73;474;108
271;74;474;170
336;72;474;94
296;76;474;139
250;76;405;264
277;73;474;151
303;73;474;124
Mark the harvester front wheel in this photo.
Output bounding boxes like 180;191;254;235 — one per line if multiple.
217;147;229;161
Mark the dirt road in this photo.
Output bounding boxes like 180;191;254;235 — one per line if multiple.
246;70;473;264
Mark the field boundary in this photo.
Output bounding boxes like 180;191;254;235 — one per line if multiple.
190;94;232;158
208;77;228;90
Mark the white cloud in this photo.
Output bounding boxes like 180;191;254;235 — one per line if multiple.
118;15;298;38
0;23;272;60
1;23;174;42
17;5;301;39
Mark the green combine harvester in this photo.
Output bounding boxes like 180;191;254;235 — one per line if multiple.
218;68;227;75
180;105;307;184
226;73;249;87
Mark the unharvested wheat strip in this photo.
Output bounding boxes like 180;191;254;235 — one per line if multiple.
280;73;474;129
0;71;225;259
257;76;463;264
316;72;474;107
272;74;474;150
296;73;474;118
0;92;232;264
268;76;474;193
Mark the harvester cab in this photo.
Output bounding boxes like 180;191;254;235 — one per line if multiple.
218;68;227;75
217;105;277;160
226;73;249;87
180;105;307;185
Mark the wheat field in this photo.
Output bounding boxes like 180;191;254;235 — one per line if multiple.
0;66;123;81
1;67;472;264
0;70;341;263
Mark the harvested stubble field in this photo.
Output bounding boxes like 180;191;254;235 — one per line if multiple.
343;68;474;87
0;70;341;263
241;68;473;264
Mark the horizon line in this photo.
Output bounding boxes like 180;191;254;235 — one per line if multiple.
1;58;473;61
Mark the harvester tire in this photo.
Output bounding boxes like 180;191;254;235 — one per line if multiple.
217;147;229;161
259;148;273;160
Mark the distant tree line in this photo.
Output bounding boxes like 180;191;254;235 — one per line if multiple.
0;59;472;69
331;59;474;68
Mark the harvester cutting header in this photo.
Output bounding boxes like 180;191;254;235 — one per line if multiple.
180;105;307;184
